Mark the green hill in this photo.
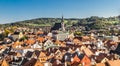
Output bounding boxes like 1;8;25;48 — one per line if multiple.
2;16;120;29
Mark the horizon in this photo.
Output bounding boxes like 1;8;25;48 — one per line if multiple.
2;15;119;25
0;0;120;24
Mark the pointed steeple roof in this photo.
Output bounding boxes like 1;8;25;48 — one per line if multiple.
62;15;64;22
61;15;65;31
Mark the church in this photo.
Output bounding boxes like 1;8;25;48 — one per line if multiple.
51;15;65;31
50;16;69;41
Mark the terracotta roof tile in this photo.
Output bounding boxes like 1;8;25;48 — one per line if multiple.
81;55;91;66
54;40;62;45
16;52;22;57
36;31;44;35
71;55;80;64
96;63;105;66
34;60;44;66
39;51;46;58
101;57;109;63
1;59;9;66
37;37;45;43
26;39;35;45
107;60;120;66
83;48;93;57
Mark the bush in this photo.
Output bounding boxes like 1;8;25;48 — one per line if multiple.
0;34;5;41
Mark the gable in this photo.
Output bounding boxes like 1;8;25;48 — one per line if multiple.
54;40;62;45
55;54;63;60
44;40;53;46
16;52;22;57
32;43;42;48
26;39;35;45
31;52;38;58
107;60;120;66
37;37;45;43
55;50;61;55
101;57;109;63
73;39;81;44
34;60;44;66
96;63;105;66
39;52;46;58
1;59;9;66
71;55;80;64
36;31;44;35
81;55;91;65
83;48;93;57
68;33;74;39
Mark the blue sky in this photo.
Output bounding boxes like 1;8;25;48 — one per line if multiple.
0;0;120;24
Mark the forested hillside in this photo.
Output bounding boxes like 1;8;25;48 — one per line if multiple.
2;16;120;29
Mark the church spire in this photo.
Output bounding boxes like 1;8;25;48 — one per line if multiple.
61;15;65;31
62;15;64;22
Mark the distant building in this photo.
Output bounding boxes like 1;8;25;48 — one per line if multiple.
51;15;65;31
112;36;119;42
51;15;68;40
52;31;69;41
51;23;62;31
56;32;69;41
61;15;65;31
105;36;118;42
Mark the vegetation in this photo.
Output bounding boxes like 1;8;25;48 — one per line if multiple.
0;33;5;41
74;31;84;36
1;16;120;30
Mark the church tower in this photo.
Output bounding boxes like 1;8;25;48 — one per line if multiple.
61;15;65;31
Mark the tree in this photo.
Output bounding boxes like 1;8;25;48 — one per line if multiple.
0;33;5;41
79;19;88;26
91;20;106;29
0;24;2;28
89;16;99;22
74;31;84;36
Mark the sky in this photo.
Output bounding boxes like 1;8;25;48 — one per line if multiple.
0;0;120;24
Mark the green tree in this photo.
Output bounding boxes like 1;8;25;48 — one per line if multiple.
74;31;84;36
